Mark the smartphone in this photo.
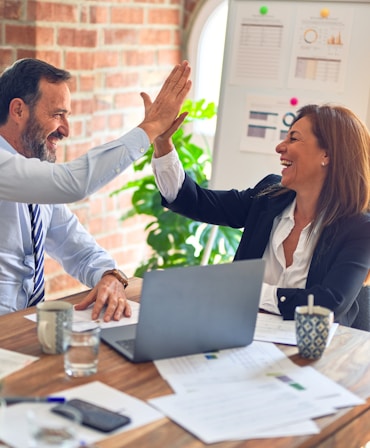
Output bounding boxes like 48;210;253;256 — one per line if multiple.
52;398;131;433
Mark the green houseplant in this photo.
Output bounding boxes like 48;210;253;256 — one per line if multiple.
111;99;242;277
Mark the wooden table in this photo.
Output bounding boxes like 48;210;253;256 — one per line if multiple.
1;277;370;448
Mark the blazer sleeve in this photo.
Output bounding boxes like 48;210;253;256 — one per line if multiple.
161;173;282;229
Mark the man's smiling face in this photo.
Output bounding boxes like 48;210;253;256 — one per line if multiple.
20;78;71;162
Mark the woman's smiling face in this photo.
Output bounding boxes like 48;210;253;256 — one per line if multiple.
275;116;329;193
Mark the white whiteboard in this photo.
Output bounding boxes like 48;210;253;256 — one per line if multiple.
211;0;370;190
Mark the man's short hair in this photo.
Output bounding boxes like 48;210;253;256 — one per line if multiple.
0;59;71;125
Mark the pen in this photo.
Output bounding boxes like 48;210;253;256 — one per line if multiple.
3;396;66;404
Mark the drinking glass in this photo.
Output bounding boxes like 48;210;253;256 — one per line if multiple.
63;322;101;377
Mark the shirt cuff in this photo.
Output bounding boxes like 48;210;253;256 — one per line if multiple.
151;148;184;203
259;282;280;315
151;146;179;168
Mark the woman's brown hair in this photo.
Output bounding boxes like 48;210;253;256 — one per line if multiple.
295;104;370;227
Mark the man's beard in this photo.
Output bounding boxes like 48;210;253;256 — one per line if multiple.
20;117;60;163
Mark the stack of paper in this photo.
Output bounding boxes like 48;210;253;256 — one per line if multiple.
150;341;364;444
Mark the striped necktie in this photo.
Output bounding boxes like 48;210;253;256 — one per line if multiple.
28;204;45;306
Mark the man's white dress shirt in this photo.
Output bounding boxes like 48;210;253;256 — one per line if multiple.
0;133;150;314
0;195;117;315
0;128;149;203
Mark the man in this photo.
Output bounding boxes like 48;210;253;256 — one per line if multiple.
0;58;191;204
0;58;191;320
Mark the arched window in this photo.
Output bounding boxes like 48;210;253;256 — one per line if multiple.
185;0;228;136
185;1;234;265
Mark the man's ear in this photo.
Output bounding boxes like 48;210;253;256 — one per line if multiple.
9;98;27;123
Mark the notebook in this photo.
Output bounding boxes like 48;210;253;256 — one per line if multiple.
100;259;265;363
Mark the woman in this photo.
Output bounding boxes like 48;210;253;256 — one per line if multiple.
152;104;370;327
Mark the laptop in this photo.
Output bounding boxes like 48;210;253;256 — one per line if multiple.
100;259;265;363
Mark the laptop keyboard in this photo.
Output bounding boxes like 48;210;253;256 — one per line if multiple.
116;338;135;353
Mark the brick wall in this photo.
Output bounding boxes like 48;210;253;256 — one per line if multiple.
0;0;199;299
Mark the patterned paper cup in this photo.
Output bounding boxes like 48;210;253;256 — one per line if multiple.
295;305;334;359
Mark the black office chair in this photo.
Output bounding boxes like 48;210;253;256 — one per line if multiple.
351;286;370;332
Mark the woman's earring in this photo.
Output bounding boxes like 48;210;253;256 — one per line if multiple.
321;162;326;166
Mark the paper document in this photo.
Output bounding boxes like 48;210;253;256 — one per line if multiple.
149;379;327;444
152;341;363;443
254;312;338;345
0;381;163;448
278;365;365;410
154;341;363;410
25;299;140;329
155;341;295;389
0;348;39;380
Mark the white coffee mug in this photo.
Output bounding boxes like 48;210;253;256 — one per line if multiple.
36;301;73;354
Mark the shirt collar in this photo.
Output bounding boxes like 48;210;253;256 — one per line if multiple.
0;136;17;155
281;198;296;222
281;197;322;235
